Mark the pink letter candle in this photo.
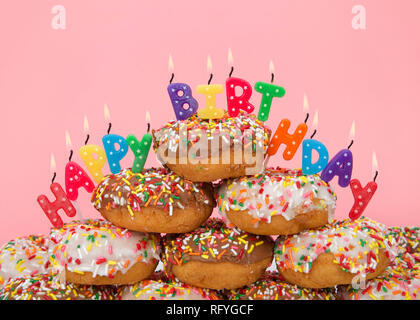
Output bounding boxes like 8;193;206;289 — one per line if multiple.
65;161;95;201
226;77;254;117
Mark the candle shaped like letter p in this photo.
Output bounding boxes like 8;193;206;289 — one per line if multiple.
349;152;379;220
127;112;153;173
197;55;225;119
321;121;355;187
254;61;285;122
37;154;76;229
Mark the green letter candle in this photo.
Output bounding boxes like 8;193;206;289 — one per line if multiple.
254;82;285;121
127;132;152;173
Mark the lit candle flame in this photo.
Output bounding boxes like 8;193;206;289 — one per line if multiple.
269;60;275;74
50;153;56;173
349;120;356;141
168;54;174;73
146;110;151;122
207;55;213;73
228;48;234;67
104;104;111;121
372;151;378;174
83;116;89;133
312;110;319;131
65;130;72;149
303;93;309;113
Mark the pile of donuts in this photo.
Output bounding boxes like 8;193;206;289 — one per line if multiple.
1;111;419;300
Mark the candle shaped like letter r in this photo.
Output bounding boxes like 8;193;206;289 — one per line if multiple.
127;112;153;173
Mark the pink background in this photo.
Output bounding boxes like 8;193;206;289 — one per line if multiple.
0;0;419;244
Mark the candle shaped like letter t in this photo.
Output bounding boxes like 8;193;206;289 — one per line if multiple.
197;55;225;119
349;152;379;220
37;154;76;229
127;111;153;173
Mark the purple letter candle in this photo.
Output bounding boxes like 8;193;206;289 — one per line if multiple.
321;149;353;187
168;83;198;121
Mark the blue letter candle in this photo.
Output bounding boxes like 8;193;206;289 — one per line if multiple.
302;139;329;175
168;83;198;121
102;134;129;174
321;149;353;187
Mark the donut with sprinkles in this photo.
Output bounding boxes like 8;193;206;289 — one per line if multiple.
274;217;396;288
162;218;274;290
217;167;337;235
0;235;52;287
226;272;340;300
91;167;216;233
122;279;224;300
48;219;161;285
0;273;123;300
152;111;271;182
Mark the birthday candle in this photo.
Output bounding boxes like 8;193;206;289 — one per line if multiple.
65;161;95;201
126;112;152;173
79;145;106;183
102;134;129;174
254;61;285;122
196;55;224;119
226;77;254;117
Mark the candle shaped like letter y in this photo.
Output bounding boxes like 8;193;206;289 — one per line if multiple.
349;152;378;220
321;121;355;187
167;55;198;120
64;131;95;222
225;49;254;117
126;111;153;173
197;55;225;119
37;154;76;229
254;61;286;122
78;116;107;183
102;105;129;174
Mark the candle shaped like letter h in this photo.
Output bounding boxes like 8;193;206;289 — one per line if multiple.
349;152;379;220
37;154;76;229
79;116;107;183
127;111;153;173
167;55;199;120
197;55;225;119
321;121;355;187
254;61;286;122
225;49;255;117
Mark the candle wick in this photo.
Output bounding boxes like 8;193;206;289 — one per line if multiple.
84;134;90;145
107;123;112;134
270;73;274;84
347;140;354;149
373;171;379;182
147;123;151;133
310;129;317;139
52;172;57;184
69;150;73;162
229;67;234;78
208;73;213;85
169;73;174;84
304;113;309;124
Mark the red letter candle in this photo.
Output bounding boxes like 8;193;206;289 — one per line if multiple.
226;77;254;117
37;183;76;229
65;161;95;201
349;179;378;220
267;119;308;160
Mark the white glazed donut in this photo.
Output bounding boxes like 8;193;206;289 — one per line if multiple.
0;235;52;287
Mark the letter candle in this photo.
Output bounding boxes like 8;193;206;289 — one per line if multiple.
254;61;285;122
167;55;198;121
126;111;153;173
102;105;129;174
37;154;76;229
321;121;355;187
302;111;329;175
225;49;255;117
78;116;107;183
349;152;379;220
197;55;225;119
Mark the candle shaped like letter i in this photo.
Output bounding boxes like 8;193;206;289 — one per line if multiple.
254;61;286;122
349;152;378;220
64;131;95;222
126;111;153;173
37;154;76;228
78;116;107;183
225;49;255;117
321;121;355;187
197;55;225;119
